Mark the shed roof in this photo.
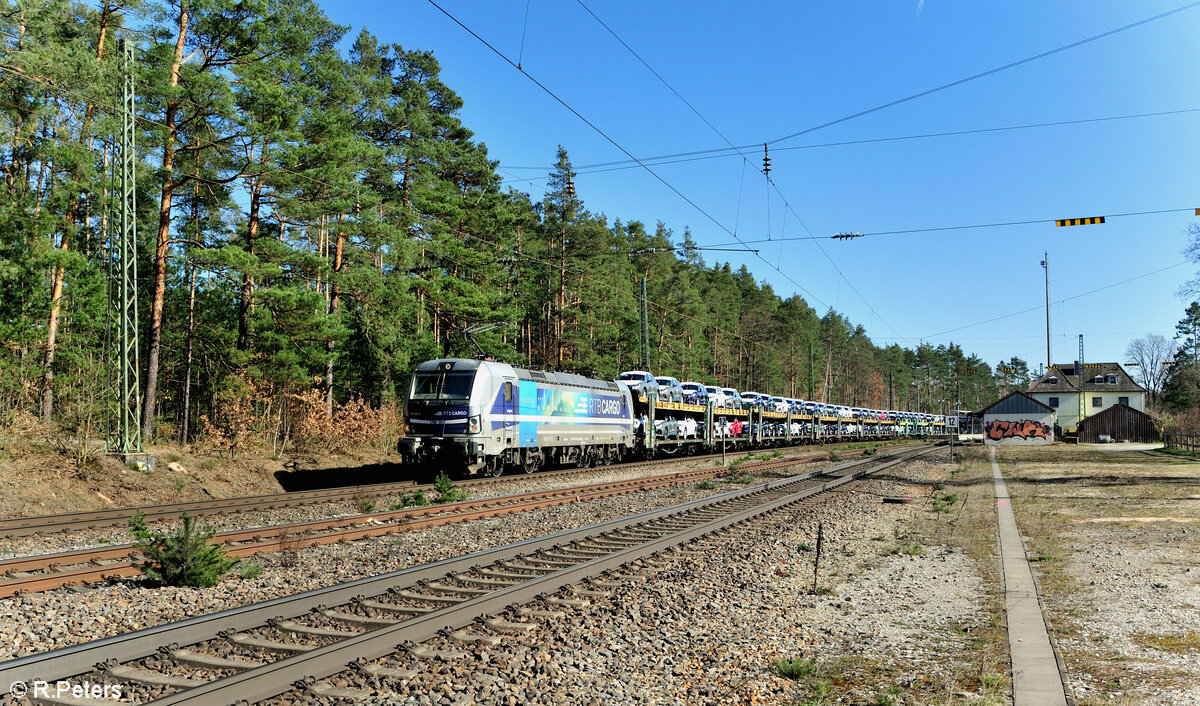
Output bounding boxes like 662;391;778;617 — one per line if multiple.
1028;362;1145;394
980;390;1055;416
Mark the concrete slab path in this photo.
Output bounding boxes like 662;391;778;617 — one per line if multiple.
990;446;1070;706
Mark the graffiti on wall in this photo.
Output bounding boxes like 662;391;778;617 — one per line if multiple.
986;419;1051;441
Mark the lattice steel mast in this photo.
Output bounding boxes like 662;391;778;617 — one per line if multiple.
113;36;143;455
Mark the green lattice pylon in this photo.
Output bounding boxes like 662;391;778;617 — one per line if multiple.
114;36;142;454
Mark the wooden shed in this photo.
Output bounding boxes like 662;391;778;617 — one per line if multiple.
1076;403;1159;444
981;390;1055;446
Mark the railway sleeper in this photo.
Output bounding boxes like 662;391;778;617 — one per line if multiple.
423;581;492;597
105;662;208;689
449;630;502;647
450;572;520;588
319;608;398;628
226;632;318;654
516;607;565;619
543;596;589;609
358;662;419;680
553;546;611;557
513;556;576;569
477;566;543;580
408;644;467;661
485;617;538;634
396;589;466;604
354;598;434;615
307;682;373;700
497;558;558;573
274;619;360;639
169;648;265;671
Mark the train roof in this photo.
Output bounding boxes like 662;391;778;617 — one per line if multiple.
415;358;621;392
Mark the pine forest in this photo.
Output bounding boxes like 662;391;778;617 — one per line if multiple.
0;0;1002;458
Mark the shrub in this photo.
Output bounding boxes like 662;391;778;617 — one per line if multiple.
128;512;238;587
238;561;263;579
695;480;718;490
827;451;842;462
433;472;468;503
388;492;429;510
932;492;959;513
772;656;817;680
358;499;376;514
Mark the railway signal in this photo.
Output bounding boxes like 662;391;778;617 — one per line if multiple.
1055;216;1105;227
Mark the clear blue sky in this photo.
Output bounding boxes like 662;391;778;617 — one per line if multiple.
319;0;1200;373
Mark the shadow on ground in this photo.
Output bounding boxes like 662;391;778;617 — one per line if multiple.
274;461;411;492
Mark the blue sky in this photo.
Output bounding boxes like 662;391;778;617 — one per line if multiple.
319;0;1200;373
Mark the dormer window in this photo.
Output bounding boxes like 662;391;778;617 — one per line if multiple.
1093;376;1103;384
1107;374;1118;384
1048;376;1058;384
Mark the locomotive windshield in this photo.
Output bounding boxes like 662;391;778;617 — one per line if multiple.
410;371;475;400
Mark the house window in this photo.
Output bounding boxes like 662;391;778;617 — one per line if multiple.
1092;396;1102;408
1048;376;1058;384
1119;396;1129;406
1048;397;1059;408
1107;375;1118;384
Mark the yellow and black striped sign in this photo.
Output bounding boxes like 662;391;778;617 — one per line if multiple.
1055;216;1105;227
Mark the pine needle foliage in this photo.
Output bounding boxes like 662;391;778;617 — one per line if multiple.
128;512;239;588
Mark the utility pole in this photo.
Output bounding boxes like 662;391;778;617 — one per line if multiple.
1077;334;1086;432
112;37;151;468
888;371;894;410
639;275;650;370
1041;252;1051;368
808;344;814;401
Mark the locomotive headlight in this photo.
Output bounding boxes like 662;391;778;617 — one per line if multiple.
468;415;481;434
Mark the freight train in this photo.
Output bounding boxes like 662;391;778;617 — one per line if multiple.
398;358;949;477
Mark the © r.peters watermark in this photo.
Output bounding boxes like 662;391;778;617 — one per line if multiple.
10;680;124;700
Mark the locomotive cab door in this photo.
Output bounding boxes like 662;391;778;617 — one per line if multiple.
501;378;516;445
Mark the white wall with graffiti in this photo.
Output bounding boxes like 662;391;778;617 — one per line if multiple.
983;412;1055;445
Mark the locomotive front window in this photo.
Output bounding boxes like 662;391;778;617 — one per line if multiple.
410;371;475;400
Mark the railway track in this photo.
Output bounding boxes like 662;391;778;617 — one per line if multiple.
0;444;937;706
0;453;832;598
0;441;917;540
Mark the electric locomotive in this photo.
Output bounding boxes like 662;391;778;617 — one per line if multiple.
399;358;635;476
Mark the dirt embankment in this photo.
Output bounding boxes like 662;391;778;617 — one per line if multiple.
0;434;401;519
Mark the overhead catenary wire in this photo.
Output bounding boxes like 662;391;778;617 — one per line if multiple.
766;1;1200;145
426;0;829;309
501;107;1200;174
570;0;902;338
890;261;1191;342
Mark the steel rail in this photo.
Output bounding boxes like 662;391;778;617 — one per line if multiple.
0;440;921;539
153;445;939;705
0;465;730;597
0;446;905;597
0;444;934;695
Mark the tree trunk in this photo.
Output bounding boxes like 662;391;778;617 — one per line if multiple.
180;261;197;444
325;218;344;418
41;198;74;420
238;171;262;350
142;1;189;441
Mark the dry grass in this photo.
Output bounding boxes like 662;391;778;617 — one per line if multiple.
1133;632;1200;654
996;443;1200;703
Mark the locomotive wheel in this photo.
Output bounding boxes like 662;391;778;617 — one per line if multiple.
522;451;540;474
484;456;504;478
